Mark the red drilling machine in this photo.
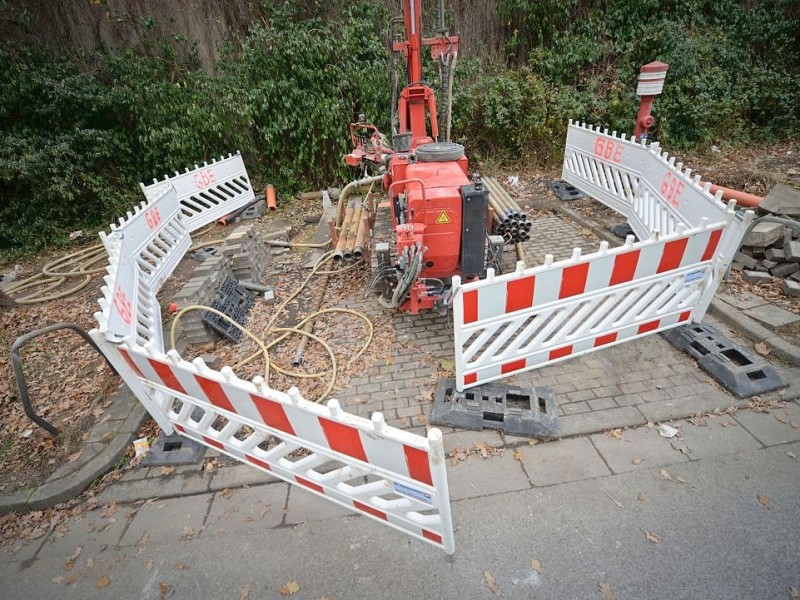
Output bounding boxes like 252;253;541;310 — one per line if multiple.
344;0;495;314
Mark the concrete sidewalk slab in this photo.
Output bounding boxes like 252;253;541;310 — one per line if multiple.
675;418;763;459
590;426;689;474
734;409;800;446
517;437;610;486
204;484;286;534
447;451;530;500
118;495;210;547
284;485;355;524
36;507;127;563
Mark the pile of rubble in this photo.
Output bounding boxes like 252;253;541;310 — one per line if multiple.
732;184;800;298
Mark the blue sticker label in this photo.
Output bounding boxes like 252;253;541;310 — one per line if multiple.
685;270;705;284
393;482;433;505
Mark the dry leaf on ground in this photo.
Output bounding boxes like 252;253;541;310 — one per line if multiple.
598;582;616;600
513;449;524;462
483;571;501;597
631;458;644;465
636;492;645;502
280;581;300;596
173;563;188;570
757;493;770;508
239;584;252;600
221;488;234;499
659;468;673;481
644;531;660;543
754;341;770;356
96;576;110;589
788;586;799;599
606;429;623;440
158;582;172;599
787;451;796;460
160;466;176;476
531;559;542;573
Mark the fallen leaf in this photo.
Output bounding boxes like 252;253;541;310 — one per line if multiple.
161;466;176;476
280;581;300;596
86;558;94;569
792;422;799;430
260;505;271;519
659;468;673;481
416;414;426;424
483;571;501;597
598;582;616;600
636;492;645;502
787;451;796;460
631;458;644;465
513;449;524;462
173;563;188;570
754;341;770;356
239;584;253;600
606;428;623;440
158;582;172;599
757;493;770;509
644;530;660;543
144;559;154;571
181;526;195;539
65;574;80;585
789;586;799;599
688;415;707;427
96;576;110;589
531;559;542;573
137;533;150;546
775;415;788;425
221;488;234;499
385;356;394;366
439;359;455;371
52;576;65;584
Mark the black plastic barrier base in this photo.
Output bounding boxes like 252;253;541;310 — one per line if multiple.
547;180;587;201
662;323;787;398
143;432;207;466
431;379;560;440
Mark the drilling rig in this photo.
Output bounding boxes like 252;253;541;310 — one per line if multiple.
344;0;494;314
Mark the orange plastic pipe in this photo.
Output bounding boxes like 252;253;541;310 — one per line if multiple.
703;182;763;207
266;184;277;211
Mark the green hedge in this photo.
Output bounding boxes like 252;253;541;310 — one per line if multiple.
1;0;797;252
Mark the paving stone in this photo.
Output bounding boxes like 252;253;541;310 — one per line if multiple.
561;401;590;415
744;304;800;327
204;483;286;534
675;418;762;459
771;262;799;277
637;391;741;423
741;270;774;284
781;279;800;297
443;429;503;454
760;183;800;216
786;239;800;262
96;470;211;505
518;437;611;486
446;450;530;500
588;397;617;411
765;247;786;262
208;464;277;491
734;409;800;446
590;426;689;473
733;252;758;269
744;221;784;247
118;494;210;546
559;406;646;437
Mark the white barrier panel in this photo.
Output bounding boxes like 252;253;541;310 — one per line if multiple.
98;187;190;346
452;204;751;391
562;122;730;241
140;152;255;232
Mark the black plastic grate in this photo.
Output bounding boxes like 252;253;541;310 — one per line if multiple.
201;276;255;342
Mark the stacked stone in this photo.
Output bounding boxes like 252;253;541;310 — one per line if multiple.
223;224;270;283
172;255;234;345
733;220;800;297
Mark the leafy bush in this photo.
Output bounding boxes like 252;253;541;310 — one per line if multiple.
1;0;797;252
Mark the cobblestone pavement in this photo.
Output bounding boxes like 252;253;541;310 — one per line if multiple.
333;211;800;441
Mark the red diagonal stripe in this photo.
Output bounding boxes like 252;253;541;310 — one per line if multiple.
657;238;689;273
679;311;691;322
463;289;478;324
464;373;477;385
296;476;324;494
202;435;224;450
174;423;186;433
249;394;295;435
246;455;271;470
501;358;526;374
403;445;432;486
560;263;589;299
422;529;442;544
353;501;387;521
594;333;617;347
549;345;573;360
118;348;144;377
319;418;368;462
148;359;186;394
638;320;660;334
195;375;236;413
609;250;640;285
701;229;722;262
506;276;535;313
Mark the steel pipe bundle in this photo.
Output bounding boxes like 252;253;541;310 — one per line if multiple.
484;177;531;243
334;199;371;262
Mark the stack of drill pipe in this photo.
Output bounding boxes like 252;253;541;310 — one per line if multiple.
484;177;532;243
353;208;371;260
333;202;355;261
343;205;363;261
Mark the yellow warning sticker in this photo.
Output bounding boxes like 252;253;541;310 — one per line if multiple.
436;211;451;225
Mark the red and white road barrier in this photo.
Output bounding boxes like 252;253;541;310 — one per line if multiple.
92;154;456;554
452;124;754;391
140;152;255;232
